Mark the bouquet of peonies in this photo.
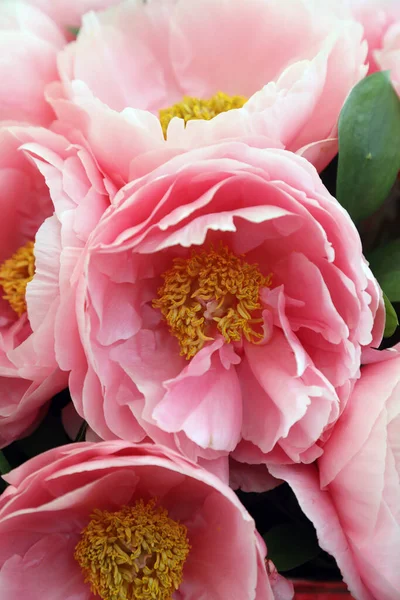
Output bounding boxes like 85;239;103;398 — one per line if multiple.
0;0;400;598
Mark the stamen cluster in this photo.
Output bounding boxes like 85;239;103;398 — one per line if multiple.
0;241;35;316
153;245;271;359
74;500;190;600
159;91;247;137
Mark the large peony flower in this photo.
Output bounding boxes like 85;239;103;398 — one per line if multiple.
0;441;293;599
270;347;400;600
0;1;66;125
52;0;368;172
0;123;114;447
52;142;384;466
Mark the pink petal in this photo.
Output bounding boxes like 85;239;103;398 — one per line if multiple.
154;338;242;452
0;534;89;600
269;463;373;600
229;459;283;493
47;81;164;186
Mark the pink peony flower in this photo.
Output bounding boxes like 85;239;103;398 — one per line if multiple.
52;141;384;467
269;348;400;600
0;1;66;125
330;0;400;97
0;122;115;448
0;441;293;599
375;19;400;95
53;0;368;172
332;0;400;78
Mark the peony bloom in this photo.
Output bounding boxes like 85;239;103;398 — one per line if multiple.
0;122;114;448
0;1;66;125
333;0;400;96
53;0;368;172
53;142;384;466
375;17;400;95
269;348;400;600
332;0;400;82
0;441;292;599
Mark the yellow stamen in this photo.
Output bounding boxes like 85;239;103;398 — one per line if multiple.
153;245;272;359
0;241;35;316
74;500;190;600
159;91;247;137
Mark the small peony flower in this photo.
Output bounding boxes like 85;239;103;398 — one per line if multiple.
0;123;114;447
0;0;66;125
0;441;292;599
375;18;400;95
52;142;384;467
53;0;368;172
333;0;400;99
270;348;400;600
329;0;400;75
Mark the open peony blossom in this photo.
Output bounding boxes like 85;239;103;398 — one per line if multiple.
0;441;293;599
0;126;65;447
51;141;384;467
0;1;66;125
0;122;115;448
52;0;368;172
270;348;400;600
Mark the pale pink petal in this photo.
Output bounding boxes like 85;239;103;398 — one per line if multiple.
296;138;338;173
269;463;373;600
243;329;337;461
287;22;367;153
319;355;400;487
59;1;180;112
47;81;165;186
178;490;258;599
154;339;242;452
0;369;67;449
26;216;61;332
0;2;65;125
170;0;327;98
375;21;400;92
0;534;89;600
229;459;283;493
0;1;65;46
26;0;124;33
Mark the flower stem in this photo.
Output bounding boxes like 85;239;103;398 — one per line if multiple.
75;421;88;443
0;450;11;476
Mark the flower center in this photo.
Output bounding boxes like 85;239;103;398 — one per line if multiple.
159;91;247;137
74;500;190;600
153;245;272;359
0;241;35;316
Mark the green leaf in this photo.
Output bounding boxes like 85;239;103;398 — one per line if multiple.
67;26;80;37
383;291;398;338
263;522;320;572
368;239;400;302
337;71;400;221
0;451;11;476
